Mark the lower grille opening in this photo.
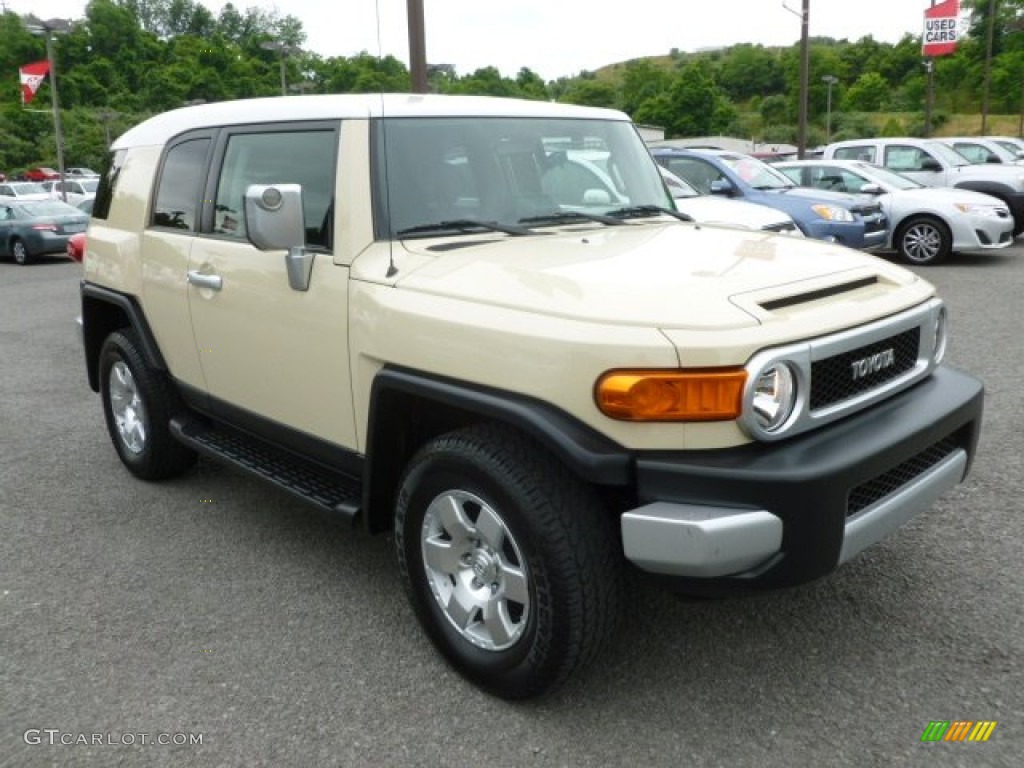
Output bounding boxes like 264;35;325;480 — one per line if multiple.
847;436;959;517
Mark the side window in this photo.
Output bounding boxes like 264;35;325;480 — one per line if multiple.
833;145;874;162
884;145;930;172
953;143;993;164
212;130;335;250
92;149;126;221
664;158;721;195
152;138;210;231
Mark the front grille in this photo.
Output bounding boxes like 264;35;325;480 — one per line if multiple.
847;436;959;517
863;215;887;234
810;327;920;410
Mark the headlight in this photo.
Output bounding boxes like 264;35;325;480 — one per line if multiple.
751;363;797;432
953;202;1003;217
810;204;854;222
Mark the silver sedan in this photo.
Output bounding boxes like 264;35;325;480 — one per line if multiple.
775;159;1015;265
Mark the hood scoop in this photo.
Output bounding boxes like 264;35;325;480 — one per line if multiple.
759;276;879;311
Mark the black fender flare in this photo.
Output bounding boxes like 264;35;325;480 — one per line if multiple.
362;366;633;533
81;282;167;392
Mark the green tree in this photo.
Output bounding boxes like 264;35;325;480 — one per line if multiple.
842;72;889;111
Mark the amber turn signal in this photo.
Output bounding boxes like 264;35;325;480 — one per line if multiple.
595;369;747;421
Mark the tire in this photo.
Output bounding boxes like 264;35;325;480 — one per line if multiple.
395;424;623;699
11;238;29;265
98;329;196;481
895;216;951;265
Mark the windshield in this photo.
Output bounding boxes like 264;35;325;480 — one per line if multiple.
715;153;794;189
81;179;99;193
924;140;972;167
375;116;670;238
852;162;924;190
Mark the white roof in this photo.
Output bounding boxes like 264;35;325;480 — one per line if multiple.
113;93;630;149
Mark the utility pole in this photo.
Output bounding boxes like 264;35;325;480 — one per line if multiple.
783;1;810;159
981;0;998;133
407;0;428;93
261;41;300;96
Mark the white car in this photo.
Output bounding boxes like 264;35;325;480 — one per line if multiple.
659;166;802;236
985;136;1024;159
939;137;1024;166
775;159;1015;264
0;181;51;201
45;178;100;206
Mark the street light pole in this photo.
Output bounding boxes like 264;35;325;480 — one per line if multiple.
822;75;838;143
261;41;300;96
26;17;68;201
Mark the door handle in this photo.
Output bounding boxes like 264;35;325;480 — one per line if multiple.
187;271;223;291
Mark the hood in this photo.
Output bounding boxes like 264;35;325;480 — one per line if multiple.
673;196;793;230
395;222;920;331
951;163;1024;182
768;186;877;208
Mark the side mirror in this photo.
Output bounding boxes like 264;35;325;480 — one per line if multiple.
858;183;883;195
985;154;1003;164
920;158;942;172
244;184;314;292
709;179;733;196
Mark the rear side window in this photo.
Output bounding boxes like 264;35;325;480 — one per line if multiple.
152;138;211;231
833;145;875;162
91;149;126;221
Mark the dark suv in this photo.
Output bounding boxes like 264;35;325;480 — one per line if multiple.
650;147;887;249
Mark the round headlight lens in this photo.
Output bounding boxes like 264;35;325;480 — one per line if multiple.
752;363;797;432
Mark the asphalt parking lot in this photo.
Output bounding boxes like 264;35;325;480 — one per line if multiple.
2;244;1022;768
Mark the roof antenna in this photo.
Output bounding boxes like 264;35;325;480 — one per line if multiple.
376;0;398;278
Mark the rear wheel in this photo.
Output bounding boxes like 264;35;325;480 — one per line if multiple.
895;216;951;265
99;329;196;480
11;238;29;265
395;424;622;699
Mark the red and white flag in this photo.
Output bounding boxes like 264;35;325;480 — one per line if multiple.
20;60;50;105
922;0;960;57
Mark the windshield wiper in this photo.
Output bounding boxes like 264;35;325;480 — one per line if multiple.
519;211;626;226
605;205;694;222
397;218;533;237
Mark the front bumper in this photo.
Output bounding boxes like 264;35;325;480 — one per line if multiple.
620;366;983;592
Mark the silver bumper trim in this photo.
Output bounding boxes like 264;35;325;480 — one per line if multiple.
839;448;967;564
621;503;783;578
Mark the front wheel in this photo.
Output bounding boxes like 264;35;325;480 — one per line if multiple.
895;216;951;265
395;424;622;699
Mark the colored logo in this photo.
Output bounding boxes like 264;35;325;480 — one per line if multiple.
920;721;997;742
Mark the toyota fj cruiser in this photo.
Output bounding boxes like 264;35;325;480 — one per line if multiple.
81;95;984;699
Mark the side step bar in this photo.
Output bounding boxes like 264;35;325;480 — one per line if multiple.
170;416;363;527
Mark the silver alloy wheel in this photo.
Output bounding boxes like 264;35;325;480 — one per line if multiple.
420;489;530;651
108;361;147;454
12;240;28;265
902;221;942;263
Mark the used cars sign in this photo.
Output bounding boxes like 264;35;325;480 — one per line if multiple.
922;0;960;57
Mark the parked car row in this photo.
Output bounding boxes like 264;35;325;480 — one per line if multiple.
647;135;1021;266
2;167;100;182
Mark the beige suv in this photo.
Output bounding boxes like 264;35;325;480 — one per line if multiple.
81;94;984;699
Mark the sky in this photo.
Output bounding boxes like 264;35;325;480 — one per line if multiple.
13;1;944;81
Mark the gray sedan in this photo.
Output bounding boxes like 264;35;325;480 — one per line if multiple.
0;200;89;265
